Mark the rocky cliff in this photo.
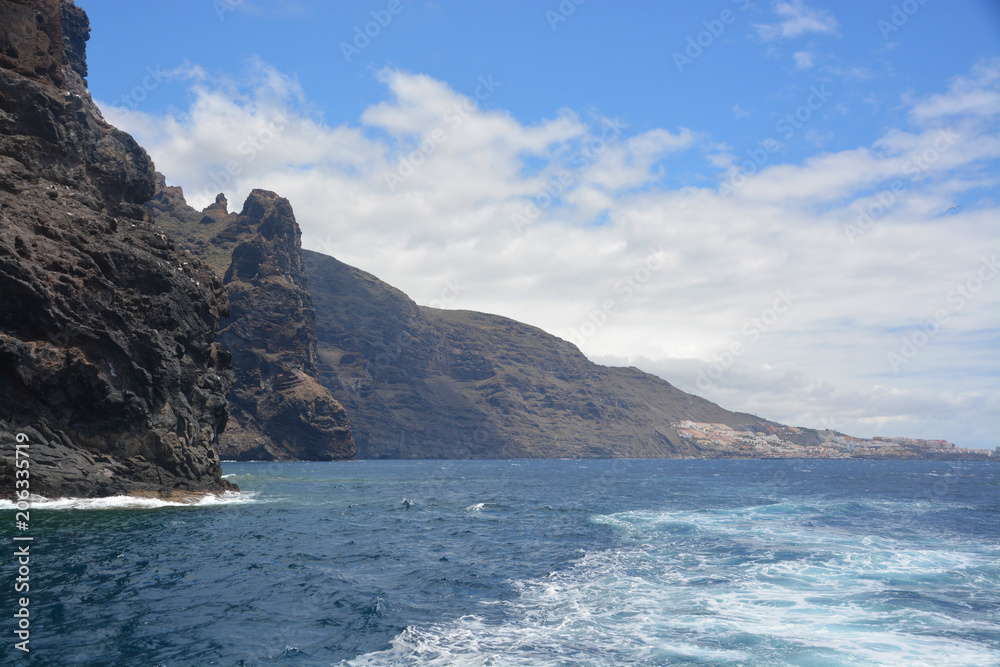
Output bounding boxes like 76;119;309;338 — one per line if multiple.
0;0;235;497
305;250;777;459
147;182;355;461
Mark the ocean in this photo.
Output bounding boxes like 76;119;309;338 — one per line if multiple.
2;459;998;665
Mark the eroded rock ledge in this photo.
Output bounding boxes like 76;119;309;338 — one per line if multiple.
0;0;235;497
147;182;356;462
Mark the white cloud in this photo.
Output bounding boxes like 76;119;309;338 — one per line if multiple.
909;57;1000;123
756;0;838;41
100;57;1000;449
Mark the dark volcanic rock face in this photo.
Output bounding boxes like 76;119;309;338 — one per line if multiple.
305;250;775;459
0;0;235;498
147;184;355;461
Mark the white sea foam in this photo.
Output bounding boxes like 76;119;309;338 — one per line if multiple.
345;503;1000;666
466;502;486;512
0;490;257;511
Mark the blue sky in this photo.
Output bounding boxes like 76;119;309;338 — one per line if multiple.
85;0;999;167
81;1;1000;448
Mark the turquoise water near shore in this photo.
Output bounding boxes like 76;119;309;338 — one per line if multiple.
2;459;998;665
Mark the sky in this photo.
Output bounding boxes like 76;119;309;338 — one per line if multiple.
81;0;1000;448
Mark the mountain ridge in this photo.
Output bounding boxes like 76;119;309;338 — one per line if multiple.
305;249;780;459
146;174;987;461
303;251;989;460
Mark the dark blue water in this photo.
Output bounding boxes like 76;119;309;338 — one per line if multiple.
2;459;998;665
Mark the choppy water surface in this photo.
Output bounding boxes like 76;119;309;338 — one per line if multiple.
2;459;998;665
